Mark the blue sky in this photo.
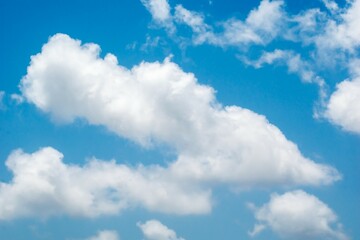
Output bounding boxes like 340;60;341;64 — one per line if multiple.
0;0;359;239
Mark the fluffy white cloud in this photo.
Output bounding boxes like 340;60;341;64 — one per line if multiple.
326;59;360;134
87;230;120;240
0;147;211;220
138;220;184;240
245;0;285;38
19;34;340;188
250;190;348;240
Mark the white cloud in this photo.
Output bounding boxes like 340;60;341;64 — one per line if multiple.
0;147;211;220
251;190;348;240
316;0;360;52
174;5;212;45
285;8;327;44
242;49;289;68
141;0;175;33
245;0;285;37
321;0;340;14
144;0;285;48
138;220;184;240
243;49;321;84
141;0;171;22
326;59;360;134
174;5;208;33
205;0;285;47
87;230;120;240
20;34;340;189
248;223;266;237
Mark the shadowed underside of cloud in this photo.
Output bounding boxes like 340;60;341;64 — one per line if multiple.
250;190;348;240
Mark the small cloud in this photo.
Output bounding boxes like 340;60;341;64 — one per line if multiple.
0;91;5;110
86;230;119;240
138;219;185;240
126;41;138;51
140;36;161;52
10;93;25;105
248;224;266;237
251;190;349;240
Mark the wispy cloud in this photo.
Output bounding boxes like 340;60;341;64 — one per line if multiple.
86;230;120;240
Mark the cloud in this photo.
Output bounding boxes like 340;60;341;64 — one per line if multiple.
285;8;327;44
138;219;184;240
20;34;340;188
241;49;328;109
141;0;175;33
248;223;266;237
326;59;360;134
316;0;360;52
321;0;340;14
0;90;5;110
194;0;285;47
10;93;25;105
143;0;285;48
242;49;319;83
86;230;120;240
174;5;211;45
244;0;285;39
250;190;348;240
174;5;207;33
0;147;211;220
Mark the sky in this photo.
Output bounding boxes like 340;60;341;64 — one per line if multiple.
0;0;359;239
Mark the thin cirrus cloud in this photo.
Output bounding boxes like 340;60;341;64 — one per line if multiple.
138;219;185;240
249;190;348;240
20;34;339;188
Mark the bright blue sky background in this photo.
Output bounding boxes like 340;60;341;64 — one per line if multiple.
0;0;359;239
